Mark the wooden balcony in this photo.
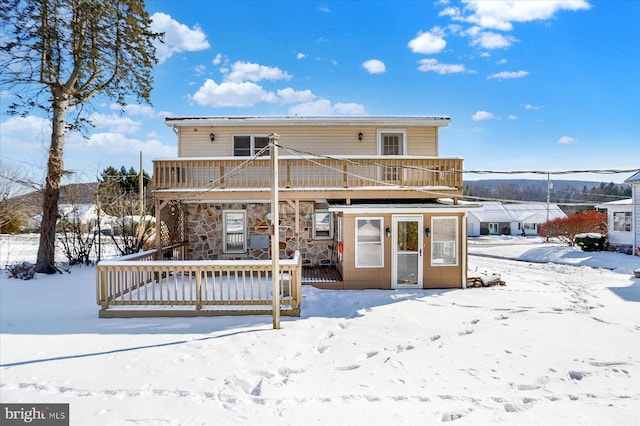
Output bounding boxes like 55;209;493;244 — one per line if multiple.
153;156;463;201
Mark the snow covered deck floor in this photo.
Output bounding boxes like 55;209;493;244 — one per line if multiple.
96;250;302;318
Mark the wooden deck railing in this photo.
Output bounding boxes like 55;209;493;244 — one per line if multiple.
96;249;302;318
153;156;462;190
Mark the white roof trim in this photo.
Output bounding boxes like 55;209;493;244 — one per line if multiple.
165;115;451;128
328;203;482;214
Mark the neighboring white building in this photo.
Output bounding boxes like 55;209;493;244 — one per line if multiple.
468;202;567;237
627;172;640;256
596;199;633;255
31;204;114;230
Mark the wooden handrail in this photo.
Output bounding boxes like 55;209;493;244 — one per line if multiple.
153;157;463;190
96;250;302;317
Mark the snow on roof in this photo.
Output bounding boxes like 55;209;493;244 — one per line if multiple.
468;202;511;222
469;202;566;223
624;171;640;183
596;198;633;209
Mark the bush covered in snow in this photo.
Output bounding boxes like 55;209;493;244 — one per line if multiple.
5;261;36;280
574;233;607;252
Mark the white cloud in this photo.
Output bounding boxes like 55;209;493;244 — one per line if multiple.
288;100;367;116
0;115;50;135
408;28;447;54
446;1;591;31
89;112;141;134
194;64;206;76
212;53;223;65
110;104;159;118
334;103;367;115
150;13;210;63
488;70;529;79
508;114;517;120
225;61;292;83
319;6;330;13
524;104;544;110
557;136;576;144
469;30;516;49
362;59;386;74
277;88;316;104
296;52;306;59
472;110;496;121
417;58;467;74
192;79;277;108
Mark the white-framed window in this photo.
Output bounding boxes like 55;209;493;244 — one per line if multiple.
233;135;270;157
431;217;458;266
377;129;407;155
377;129;407;181
613;211;632;232
223;210;247;253
355;217;384;268
524;223;537;231
313;211;333;239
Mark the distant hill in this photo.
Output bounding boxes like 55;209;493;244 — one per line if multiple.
463;179;631;208
8;182;98;226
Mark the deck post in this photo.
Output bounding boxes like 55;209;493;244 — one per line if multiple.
270;133;281;329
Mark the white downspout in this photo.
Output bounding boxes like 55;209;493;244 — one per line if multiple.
462;212;467;289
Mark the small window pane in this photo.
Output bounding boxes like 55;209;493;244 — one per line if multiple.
233;136;251;156
255;136;269;156
224;211;246;253
314;211;332;239
613;211;632;232
432;217;458;266
356;218;383;267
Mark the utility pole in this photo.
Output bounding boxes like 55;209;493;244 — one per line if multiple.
546;172;551;242
139;151;144;217
269;133;281;329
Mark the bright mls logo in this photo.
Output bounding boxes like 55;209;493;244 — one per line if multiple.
1;404;68;425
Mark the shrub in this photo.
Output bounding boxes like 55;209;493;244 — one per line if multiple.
6;262;36;280
574;233;607;252
539;210;607;246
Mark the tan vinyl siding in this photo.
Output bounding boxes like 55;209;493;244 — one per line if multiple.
178;125;438;158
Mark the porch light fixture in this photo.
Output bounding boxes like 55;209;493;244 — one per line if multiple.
209;133;215;142
425;227;431;237
385;227;391;238
358;132;363;141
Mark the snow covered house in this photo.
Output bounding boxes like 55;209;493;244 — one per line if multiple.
151;116;474;290
627;171;640;256
597;171;640;256
467;202;566;237
596;199;633;255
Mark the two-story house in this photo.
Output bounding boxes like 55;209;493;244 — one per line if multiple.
153;116;474;290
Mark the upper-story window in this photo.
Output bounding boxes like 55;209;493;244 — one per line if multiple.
233;135;269;157
377;129;407;156
377;129;407;181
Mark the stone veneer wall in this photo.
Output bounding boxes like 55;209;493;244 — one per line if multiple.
187;202;334;265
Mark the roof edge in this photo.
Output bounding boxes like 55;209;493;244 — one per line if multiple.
164;115;451;128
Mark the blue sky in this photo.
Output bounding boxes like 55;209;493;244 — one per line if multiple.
1;0;639;186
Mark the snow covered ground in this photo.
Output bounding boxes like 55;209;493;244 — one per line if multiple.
1;235;639;425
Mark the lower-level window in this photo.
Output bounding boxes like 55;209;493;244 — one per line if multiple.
313;211;333;239
223;210;246;253
355;217;383;268
432;217;458;266
613;211;632;232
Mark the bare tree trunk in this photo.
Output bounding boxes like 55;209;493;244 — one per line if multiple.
35;95;68;274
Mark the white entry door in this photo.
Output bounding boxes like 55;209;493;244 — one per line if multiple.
392;215;423;289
